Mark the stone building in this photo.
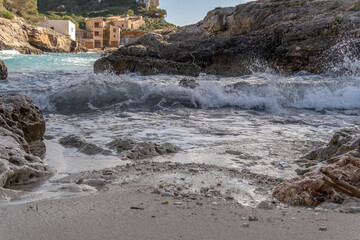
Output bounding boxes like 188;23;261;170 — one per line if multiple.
77;15;145;49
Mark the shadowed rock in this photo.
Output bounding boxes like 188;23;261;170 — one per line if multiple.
0;60;7;80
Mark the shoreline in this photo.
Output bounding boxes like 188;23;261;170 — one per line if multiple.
1;161;359;240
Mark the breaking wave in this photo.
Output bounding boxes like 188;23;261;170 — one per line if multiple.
0;71;359;114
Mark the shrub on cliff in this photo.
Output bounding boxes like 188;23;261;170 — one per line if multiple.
0;9;14;19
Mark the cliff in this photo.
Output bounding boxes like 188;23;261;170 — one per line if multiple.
0;17;84;54
94;0;360;76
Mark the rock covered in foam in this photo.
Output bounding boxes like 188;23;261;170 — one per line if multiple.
0;60;7;80
301;128;360;163
107;138;180;160
0;94;53;195
59;135;111;156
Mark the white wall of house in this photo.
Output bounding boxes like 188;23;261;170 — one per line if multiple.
40;20;76;41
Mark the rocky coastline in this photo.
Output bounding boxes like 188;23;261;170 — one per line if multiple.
0;17;85;54
95;0;360;76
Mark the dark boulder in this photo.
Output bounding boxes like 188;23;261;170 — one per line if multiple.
0;60;7;80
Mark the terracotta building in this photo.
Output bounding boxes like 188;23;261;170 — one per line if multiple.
77;15;146;49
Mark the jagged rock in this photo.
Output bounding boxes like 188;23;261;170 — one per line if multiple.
178;79;200;89
301;129;360;163
273;156;360;206
0;94;53;197
0;60;7;80
59;135;110;155
95;0;360;76
0;94;46;157
107;138;180;160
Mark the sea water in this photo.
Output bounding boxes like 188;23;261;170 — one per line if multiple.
0;49;359;202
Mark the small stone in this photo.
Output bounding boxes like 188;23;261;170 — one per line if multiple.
174;201;182;205
161;192;172;197
243;223;249;228
201;187;209;192
254;188;268;195
161;201;169;205
248;216;258;221
257;201;275;210
212;202;218;206
313;207;325;213
319;226;327;231
349;207;360;213
189;168;199;173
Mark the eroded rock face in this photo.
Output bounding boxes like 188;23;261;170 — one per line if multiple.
0;17;86;54
0;94;53;193
0;60;7;80
95;0;360;76
273;156;360;206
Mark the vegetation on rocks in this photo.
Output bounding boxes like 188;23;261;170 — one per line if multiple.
0;0;40;22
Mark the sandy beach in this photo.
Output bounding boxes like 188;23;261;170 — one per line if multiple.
1;162;359;240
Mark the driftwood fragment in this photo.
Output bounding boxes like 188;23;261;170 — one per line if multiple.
321;170;360;198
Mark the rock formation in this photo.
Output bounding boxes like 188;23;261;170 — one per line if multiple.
0;17;85;54
59;135;180;159
0;60;7;80
95;0;360;76
274;130;360;207
0;94;53;198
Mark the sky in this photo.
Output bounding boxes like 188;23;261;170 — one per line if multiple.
159;0;251;26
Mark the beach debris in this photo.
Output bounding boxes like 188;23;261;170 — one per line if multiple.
242;223;250;228
130;206;144;210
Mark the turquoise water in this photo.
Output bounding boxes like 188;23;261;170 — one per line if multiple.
1;51;100;73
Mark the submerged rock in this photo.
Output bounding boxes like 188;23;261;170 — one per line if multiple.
94;0;360;76
0;60;7;80
0;94;53;193
59;135;111;155
107;138;180;160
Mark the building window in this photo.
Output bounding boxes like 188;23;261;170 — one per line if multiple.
71;28;74;33
50;27;54;30
113;29;116;33
113;35;116;38
121;24;124;28
95;31;99;36
95;22;100;28
131;24;133;29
